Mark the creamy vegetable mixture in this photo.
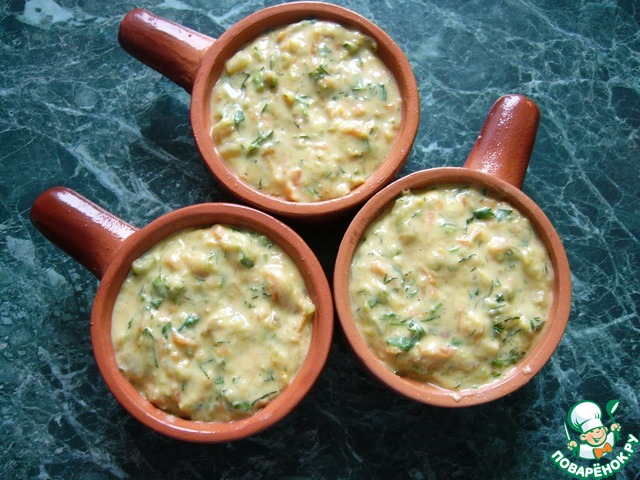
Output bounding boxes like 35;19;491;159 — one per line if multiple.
112;225;315;422
210;19;401;202
349;185;554;390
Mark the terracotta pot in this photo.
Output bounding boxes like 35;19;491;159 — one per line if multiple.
118;2;419;223
30;189;334;442
333;94;572;407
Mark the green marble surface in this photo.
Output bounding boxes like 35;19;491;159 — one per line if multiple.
1;0;639;478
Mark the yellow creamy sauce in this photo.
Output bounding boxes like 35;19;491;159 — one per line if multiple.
349;185;554;390
210;19;401;202
112;225;315;422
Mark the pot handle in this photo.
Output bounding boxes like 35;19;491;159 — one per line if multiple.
118;9;216;93
30;187;137;280
463;94;540;189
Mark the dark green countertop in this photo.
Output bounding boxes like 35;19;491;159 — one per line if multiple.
1;1;638;478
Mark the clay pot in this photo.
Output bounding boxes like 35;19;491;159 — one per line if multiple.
30;189;334;442
333;94;572;407
118;2;419;223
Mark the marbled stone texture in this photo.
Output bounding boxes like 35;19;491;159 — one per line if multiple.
1;0;638;478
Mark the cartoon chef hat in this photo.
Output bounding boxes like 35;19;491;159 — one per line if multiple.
567;401;604;434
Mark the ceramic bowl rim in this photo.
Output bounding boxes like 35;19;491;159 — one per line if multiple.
333;167;572;407
189;1;420;221
91;202;334;442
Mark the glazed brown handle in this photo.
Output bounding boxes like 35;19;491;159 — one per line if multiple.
118;9;216;93
30;187;137;279
463;94;540;189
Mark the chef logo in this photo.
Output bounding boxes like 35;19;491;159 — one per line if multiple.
566;400;620;460
550;399;638;478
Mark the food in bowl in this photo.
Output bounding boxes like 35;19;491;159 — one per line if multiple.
209;19;401;202
348;184;554;390
111;224;315;422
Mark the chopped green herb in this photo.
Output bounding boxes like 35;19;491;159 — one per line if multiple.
247;130;274;155
343;41;357;52
240;73;250;89
458;253;477;263
467;207;495;224
403;284;419;298
311;64;330;80
161;322;172;339
152;275;169;298
491;349;525;368
141;327;154;340
379;83;387;101
178;313;201;332
149;296;163;309
369;290;390;308
151;274;184;302
351;80;366;92
252;391;278;406
293;94;310;106
252;70;265;91
232;400;253;412
140;327;158;368
454;186;470;197
250;286;261;300
493;316;520;336
494;208;513;221
424;302;443;322
387;336;415;352
233;110;245;128
530;317;546;332
239;252;255;268
407;320;425;337
306;186;320;198
198;364;210;379
387;320;425;352
383;274;396;284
